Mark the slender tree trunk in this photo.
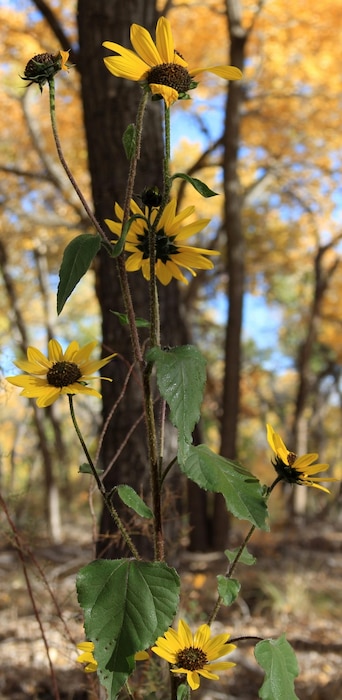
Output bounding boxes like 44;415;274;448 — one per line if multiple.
213;0;247;549
77;1;190;558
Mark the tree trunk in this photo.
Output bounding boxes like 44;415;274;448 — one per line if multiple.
214;0;247;550
77;0;190;558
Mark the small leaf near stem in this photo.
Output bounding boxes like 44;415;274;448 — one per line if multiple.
207;475;282;625
68;395;140;559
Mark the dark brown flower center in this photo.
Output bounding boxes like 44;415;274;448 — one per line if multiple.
287;451;297;466
137;227;179;262
147;63;192;93
176;647;207;671
47;361;82;387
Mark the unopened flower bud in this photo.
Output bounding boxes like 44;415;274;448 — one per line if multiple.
141;186;162;208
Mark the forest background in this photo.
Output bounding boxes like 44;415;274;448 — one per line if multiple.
1;0;342;698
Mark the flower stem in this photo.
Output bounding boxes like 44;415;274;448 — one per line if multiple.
68;395;140;559
207;475;282;625
47;78;108;243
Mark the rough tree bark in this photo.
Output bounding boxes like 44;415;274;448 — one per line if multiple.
214;0;247;550
77;0;191;558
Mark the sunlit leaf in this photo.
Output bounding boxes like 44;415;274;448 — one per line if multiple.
181;445;269;530
255;636;300;700
217;576;240;605
147;345;206;446
77;559;180;698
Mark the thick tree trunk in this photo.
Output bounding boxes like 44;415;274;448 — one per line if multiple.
77;1;190;558
213;0;247;550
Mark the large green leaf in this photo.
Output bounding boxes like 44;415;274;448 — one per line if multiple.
76;559;180;699
57;233;101;314
217;576;240;606
147;345;206;446
181;445;269;530
255;636;300;700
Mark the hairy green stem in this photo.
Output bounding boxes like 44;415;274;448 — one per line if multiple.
68;395;140;559
207;475;282;625
48;78;108;244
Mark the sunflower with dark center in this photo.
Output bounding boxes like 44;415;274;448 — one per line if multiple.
7;339;116;407
103;16;242;107
105;198;219;285
151;619;236;691
266;423;337;493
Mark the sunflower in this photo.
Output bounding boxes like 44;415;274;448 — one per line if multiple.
76;641;98;673
76;641;149;674
103;16;242;107
22;50;70;91
7;339;116;408
151;619;236;691
266;423;337;493
105;198;219;285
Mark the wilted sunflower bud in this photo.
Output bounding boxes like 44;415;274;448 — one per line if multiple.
141;186;162;208
22;50;70;91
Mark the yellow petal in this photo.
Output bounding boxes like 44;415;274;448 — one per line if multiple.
130;23;162;66
149;83;179;107
155;16;174;63
191;65;242;80
47;339;64;363
104;52;148;81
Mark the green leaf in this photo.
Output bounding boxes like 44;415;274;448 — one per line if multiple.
77;560;180;699
110;311;149;328
109;213;145;258
177;684;190;700
224;547;256;566
78;463;103;475
147;345;207;447
117;485;153;519
57;234;101;314
171;172;218;197
181;445;269;530
255;636;300;700
217;576;240;606
122;123;136;160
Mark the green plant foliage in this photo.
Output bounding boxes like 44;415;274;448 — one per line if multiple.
57;233;101;314
224;547;256;566
255;636;300;700
181;445;269;530
122;123;136;160
117;484;153;518
177;684;190;699
217;576;240;605
171;172;218;197
110;310;149;327
77;559;180;698
147;345;207;447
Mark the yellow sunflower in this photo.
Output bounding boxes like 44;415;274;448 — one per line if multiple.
105;198;219;285
151;619;236;691
76;641;149;674
7;339;116;408
76;641;98;673
103;16;242;107
266;424;337;493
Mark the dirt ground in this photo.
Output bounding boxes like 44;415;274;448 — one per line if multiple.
1;517;342;700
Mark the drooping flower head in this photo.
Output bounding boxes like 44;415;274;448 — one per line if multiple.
105;198;219;286
22;50;70;91
266;424;337;493
7;339;116;407
103;17;242;107
151;619;236;691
